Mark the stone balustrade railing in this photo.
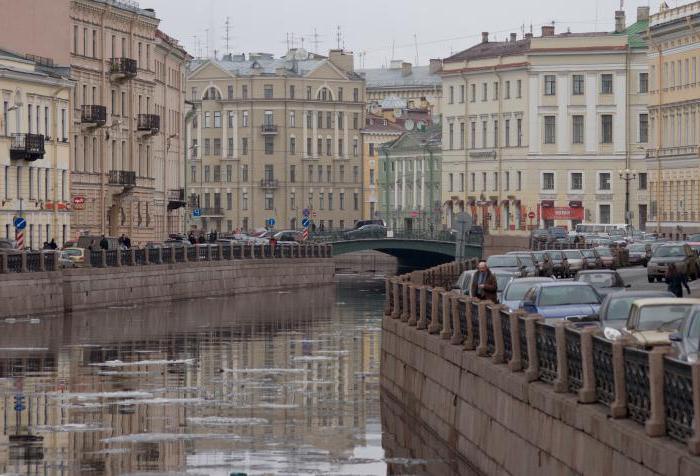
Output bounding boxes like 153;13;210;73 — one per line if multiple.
0;243;333;273
385;262;700;455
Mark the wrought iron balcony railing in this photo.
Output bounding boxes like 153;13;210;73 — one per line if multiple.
10;133;45;161
137;114;160;133
109;57;137;80
80;105;107;126
108;170;136;188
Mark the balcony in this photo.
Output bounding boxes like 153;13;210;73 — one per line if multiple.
10;134;45;161
80;105;107;127
108;170;136;189
200;207;224;217
260;179;279;189
260;124;278;135
646;146;699;159
137;114;160;134
109;57;137;81
167;189;186;211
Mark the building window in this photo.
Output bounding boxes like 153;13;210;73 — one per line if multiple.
264;193;273;210
517;118;522;147
448;173;453;192
544;116;556;144
241;138;248;155
204;139;211;156
227;111;235;128
542;172;554;191
639;114;649;143
226;165;232;182
459;85;465;103
214;111;221;128
505;120;510;147
289;111;296;128
353;166;359;183
241;164;248;182
470;83;476;102
459;173;464;192
338;138;344;156
482;121;487;148
290;137;296;155
516;79;522;98
242;111;249;127
369;143;375;157
290;192;296;210
449;123;454;149
573;74;584;95
264;84;273;99
470;122;476;148
482;172;487;191
226;192;233;210
505;81;510;99
353;138;359;156
470;172;475;191
449;86;454;104
460;122;465;149
227;85;234;100
353;192;359;211
504;171;510;191
204;165;210;183
326;138;332;156
328;192;334;211
601;74;613;94
213;138;221;156
639;172;647;190
326;112;332;129
265;136;274;154
242;85;248;99
598;172;611;191
339;192;345;210
544;75;556;96
353;113;359;129
493;82;499;100
493;120;498;147
337;87;343;101
601;114;613;144
337;112;343;129
639;72;648;94
599;204;611;224
493;172;498;191
572;115;584;144
517;171;522;191
482;83;487;101
289;85;295;99
570;172;583;191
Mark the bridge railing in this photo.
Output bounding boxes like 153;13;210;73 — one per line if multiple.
386;262;700;455
310;229;484;245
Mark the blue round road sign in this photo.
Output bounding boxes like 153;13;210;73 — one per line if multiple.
268;218;276;227
13;217;26;230
192;208;201;218
302;217;310;228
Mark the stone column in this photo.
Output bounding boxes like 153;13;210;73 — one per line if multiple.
578;327;597;403
100;250;107;268
171;246;177;264
508;311;523;372
144;248;150;265
116;248;122;267
53;251;60;271
553;322;569;393
384;279;392;316
408;284;418;326
391;280;401;319
428;288;443;334
689;362;700;454
450;296;463;345
476;301;491;356
645;346;671;437
158;247;163;264
463;298;476;351
1;254;8;273
417;286;428;330
491;305;506;364
524;316;542;382
610;339;628;418
440;292;452;339
400;283;410;322
130;249;136;266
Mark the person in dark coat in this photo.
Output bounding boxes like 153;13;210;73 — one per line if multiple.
471;260;499;303
124;236;131;248
666;263;691;298
99;235;109;251
49;239;57;250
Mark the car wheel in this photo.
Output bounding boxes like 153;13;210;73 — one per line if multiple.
648;276;654;284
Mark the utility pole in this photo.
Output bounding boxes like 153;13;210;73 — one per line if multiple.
223;17;232;56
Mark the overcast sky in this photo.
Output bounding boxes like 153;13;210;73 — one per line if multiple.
145;0;660;68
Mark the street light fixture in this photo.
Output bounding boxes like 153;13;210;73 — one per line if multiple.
618;168;637;232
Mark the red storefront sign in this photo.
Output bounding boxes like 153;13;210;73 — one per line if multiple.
542;207;585;221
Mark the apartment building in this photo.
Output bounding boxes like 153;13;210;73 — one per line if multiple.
186;48;365;232
0;50;72;248
0;0;189;244
441;8;649;233
647;1;700;236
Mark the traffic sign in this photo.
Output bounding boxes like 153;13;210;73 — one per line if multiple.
13;217;26;230
528;211;536;220
301;217;311;228
303;208;310;218
13;394;25;412
192;208;201;218
267;218;276;227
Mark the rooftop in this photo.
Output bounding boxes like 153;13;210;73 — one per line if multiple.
92;0;157;17
358;64;441;89
444;38;531;63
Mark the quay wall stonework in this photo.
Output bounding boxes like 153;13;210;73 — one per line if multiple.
381;316;700;475
0;259;335;318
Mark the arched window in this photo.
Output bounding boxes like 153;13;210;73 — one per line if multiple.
317;87;333;101
203;86;221;101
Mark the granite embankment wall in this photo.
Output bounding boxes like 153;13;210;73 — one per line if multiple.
0;258;334;318
381;261;700;476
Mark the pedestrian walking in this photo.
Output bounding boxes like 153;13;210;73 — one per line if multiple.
124;235;131;248
471;260;498;303
666;263;691;298
99;235;109;251
49;239;57;250
42;241;50;250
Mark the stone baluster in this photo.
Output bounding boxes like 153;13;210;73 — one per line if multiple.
610;339;628;418
384;279;392;316
171;246;177;264
524;315;542;382
645;346;672;437
476;301;492;356
463;298;476;351
440;291;452;339
206;245;212;261
508;311;524;372
417;286;428;330
578;327;597;403
100;250;107;268
53;251;60;271
428;288;443;334
408;285;418;326
158;247;164;264
689;362;700;454
491;304;506;364
450;296;463;345
1;254;7;273
116;248;122;267
130;248;136;266
400;283;410;322
391;280;401;319
553;322;569;393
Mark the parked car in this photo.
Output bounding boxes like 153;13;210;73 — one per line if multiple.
597;291;675;338
604;298;700;348
580;248;602;269
506;252;538;277
574;270;629;296
519;282;602;322
544;250;569;278
273;230;303;242
500;277;556;311
493;270;518;303
670;305;700;361
77;235;121;251
353;219;386;230
562;250;586;277
647;243;699;283
0;239;18;252
627;242;652;267
61;247;85;265
594;247;615;269
486;255;527;277
453;270;477;296
344;224;387;240
62;240;78;249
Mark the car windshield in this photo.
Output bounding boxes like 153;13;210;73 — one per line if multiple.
605;297;639;321
505;281;547;300
637;304;692;331
547;251;563;259
532;252;545;261
563;251;581;259
581;250;594;258
62;249;82;257
487;256;519;267
496;274;514;290
629;244;646;252
576;273;617;288
539;286;600;306
596;248;612;257
515;255;534;266
655;246;684;258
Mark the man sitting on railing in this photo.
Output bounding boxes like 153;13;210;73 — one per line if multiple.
471;260;498;303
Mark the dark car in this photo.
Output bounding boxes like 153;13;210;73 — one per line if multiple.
507;252;538;277
574;270;629;296
273;230;303;242
545;250;569;278
344;224;387;239
0;239;18;252
486;254;527;277
519;281;602;322
597;290;675;338
353;219;386;230
647;243;699;282
580;248;602;269
627;242;652;267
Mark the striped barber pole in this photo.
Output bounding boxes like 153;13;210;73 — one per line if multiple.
15;231;24;250
302;228;309;241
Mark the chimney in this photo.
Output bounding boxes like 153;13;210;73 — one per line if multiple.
637;6;650;22
524;33;533;40
510;33;517;42
541;25;555;37
401;62;412;77
615;10;626;33
328;49;354;72
481;32;489;43
429;58;442;74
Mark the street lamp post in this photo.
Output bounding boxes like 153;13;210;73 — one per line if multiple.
619;168;637;233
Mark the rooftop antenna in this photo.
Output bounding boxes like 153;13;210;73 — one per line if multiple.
414;34;419;66
312;28;320;53
336;25;342;49
391;39;395;61
223;17;232;56
205;28;209;58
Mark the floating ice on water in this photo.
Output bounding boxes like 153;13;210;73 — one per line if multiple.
101;433;242;444
89;359;195;367
48;391;155;400
223;368;305;374
254;403;298;409
32;423;111;433
292;356;334;362
187;416;269;426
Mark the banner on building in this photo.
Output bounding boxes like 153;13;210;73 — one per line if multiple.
541;206;585;221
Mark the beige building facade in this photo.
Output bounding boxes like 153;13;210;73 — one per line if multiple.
359;60;442;114
186;49;365;233
441;9;650;234
0;50;72;248
647;1;700;236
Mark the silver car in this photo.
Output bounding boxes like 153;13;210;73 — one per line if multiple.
562;249;586;277
670;305;700;362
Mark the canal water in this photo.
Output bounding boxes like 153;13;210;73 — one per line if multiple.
0;273;467;475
